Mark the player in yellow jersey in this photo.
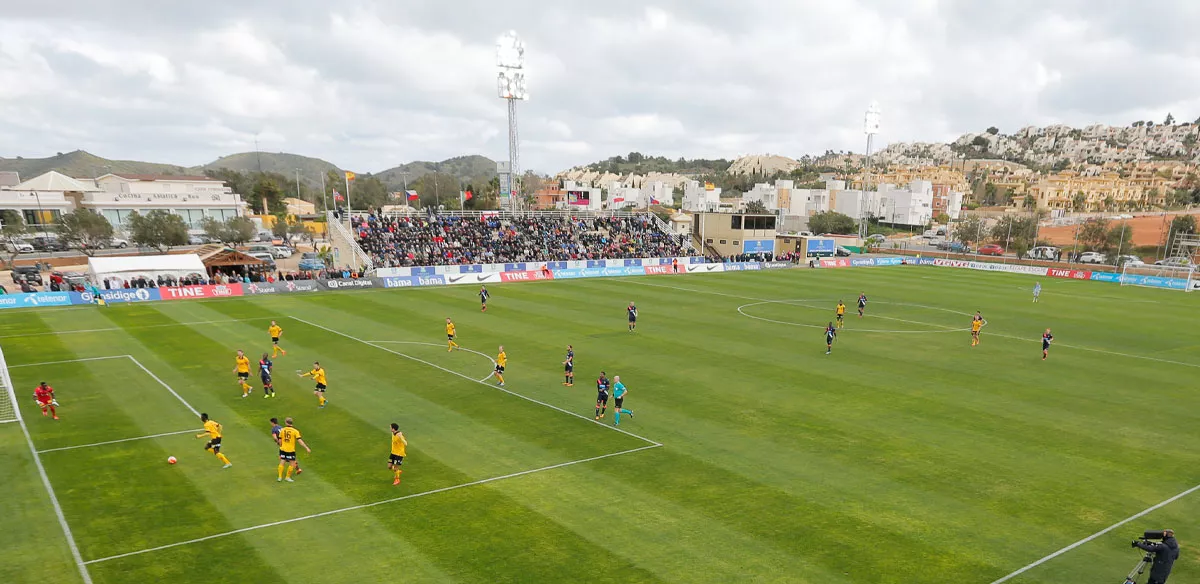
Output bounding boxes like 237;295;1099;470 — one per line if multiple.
277;417;310;482
195;413;232;468
446;318;459;352
835;301;846;328
492;345;507;387
971;311;984;346
388;423;407;486
233;350;253;397
268;321;287;358
299;362;328;408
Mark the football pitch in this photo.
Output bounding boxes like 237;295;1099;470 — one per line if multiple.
2;266;1197;583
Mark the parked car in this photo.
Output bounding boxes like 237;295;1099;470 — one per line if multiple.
270;245;293;259
1027;246;1060;261
865;234;887;245
835;246;852;257
1114;255;1144;267
977;244;1005;256
1155;257;1197;269
1078;251;1108;264
5;239;34;254
248;252;277;267
188;234;213;245
30;236;69;252
256;231;274;242
106;237;130;249
947;241;971;254
11;265;42;284
298;252;325;271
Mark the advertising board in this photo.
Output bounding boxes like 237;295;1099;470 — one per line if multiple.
160;284;244;300
807;238;836;256
742;240;773;253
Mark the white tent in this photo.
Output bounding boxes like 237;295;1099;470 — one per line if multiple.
88;254;207;287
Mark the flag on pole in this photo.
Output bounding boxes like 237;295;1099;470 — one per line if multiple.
332;188;344;202
344;171;356;182
651;197;661;205
406;190;419;201
704;182;715;191
464;190;473;201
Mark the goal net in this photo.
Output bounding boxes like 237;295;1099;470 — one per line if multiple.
0;345;20;424
1119;263;1196;291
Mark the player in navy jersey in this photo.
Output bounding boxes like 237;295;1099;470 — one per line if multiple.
479;285;490;312
857;293;868;317
627;302;638;332
562;345;574;386
1041;328;1053;360
594;371;610;419
259;353;275;398
825;322;837;354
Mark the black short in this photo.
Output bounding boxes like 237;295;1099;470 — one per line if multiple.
315;383;326;391
279;450;297;461
1042;342;1050;350
205;437;222;452
564;364;573;373
389;454;404;465
494;365;505;373
596;393;609;405
628;316;637;323
238;372;249;380
836;313;844;319
826;335;834;343
261;375;272;385
271;337;280;344
448;334;455;340
614;397;624;409
859;303;866;309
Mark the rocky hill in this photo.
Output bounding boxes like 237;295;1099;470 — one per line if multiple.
374;155;497;188
194;152;342;182
0;150;188;180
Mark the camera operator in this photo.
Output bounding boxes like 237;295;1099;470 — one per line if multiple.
1133;529;1178;584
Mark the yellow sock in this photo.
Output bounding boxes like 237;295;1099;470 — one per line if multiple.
394;469;401;479
496;373;505;384
241;382;251;394
217;453;231;465
318;395;326;406
286;466;294;478
278;463;285;479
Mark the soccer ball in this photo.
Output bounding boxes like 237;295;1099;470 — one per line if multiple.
167;456;177;465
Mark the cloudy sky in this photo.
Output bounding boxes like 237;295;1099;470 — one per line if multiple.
2;1;1199;174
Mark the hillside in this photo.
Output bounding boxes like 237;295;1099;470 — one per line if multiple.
374;155;497;188
192;152;342;184
579;153;731;176
0;150;188;180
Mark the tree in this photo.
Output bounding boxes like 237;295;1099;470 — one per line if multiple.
990;215;1037;257
744;200;768;214
982;182;998;206
1165;113;1175;126
200;216;225;243
953;217;985;246
971;136;990;148
223;217;257;246
1103;195;1115;211
1076;218;1110;252
1;210;27;269
986;126;1000;135
127;210;189;252
271;215;289;238
1169;215;1197;243
1072;191;1088;212
251;177;287;215
808;211;857;235
288;221;312;244
56;209;114;256
934;212;950;225
1106;221;1133;259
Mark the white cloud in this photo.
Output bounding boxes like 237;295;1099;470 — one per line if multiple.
0;1;1197;174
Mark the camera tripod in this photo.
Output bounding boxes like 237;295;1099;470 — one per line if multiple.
1124;551;1153;583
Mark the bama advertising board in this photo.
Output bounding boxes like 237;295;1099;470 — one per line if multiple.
807;238;835;256
742;239;774;254
722;262;763;272
0;291;75;309
380;276;446;288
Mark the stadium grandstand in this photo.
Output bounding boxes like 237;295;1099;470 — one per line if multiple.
352;210;697;268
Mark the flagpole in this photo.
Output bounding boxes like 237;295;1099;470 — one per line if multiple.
320;172;328;214
344;173;352;213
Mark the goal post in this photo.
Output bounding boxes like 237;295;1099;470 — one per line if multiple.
1119;263;1195;291
0;345;21;424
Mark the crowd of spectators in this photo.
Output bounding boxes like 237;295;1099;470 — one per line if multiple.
354;213;697;267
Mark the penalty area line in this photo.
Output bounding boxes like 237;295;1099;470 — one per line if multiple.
83;443;662;566
989;481;1200;583
38;429;202;454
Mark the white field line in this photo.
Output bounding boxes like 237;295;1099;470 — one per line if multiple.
368;341;498;383
989;481;1200;583
0;317;274;340
124;356;201;417
627;280;1200;368
38;429;202;454
84;443;662;566
8;355;128;368
292;317;661;447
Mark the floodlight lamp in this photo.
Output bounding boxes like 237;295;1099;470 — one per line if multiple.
864;101;882;135
497;71;528;100
497;31;524;70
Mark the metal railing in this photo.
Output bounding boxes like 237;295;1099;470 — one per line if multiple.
326;211;374;273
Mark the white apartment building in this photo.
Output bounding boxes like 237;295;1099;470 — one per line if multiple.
606;181;642;209
682;180;721;212
0;170;247;230
876;180;935;226
559;180;603;211
641;181;674;206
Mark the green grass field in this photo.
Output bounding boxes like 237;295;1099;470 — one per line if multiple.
2;267;1198;583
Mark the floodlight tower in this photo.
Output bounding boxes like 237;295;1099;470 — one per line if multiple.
861;101;882;238
497;31;527;211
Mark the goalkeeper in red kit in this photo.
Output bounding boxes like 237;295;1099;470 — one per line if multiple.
34;381;58;420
